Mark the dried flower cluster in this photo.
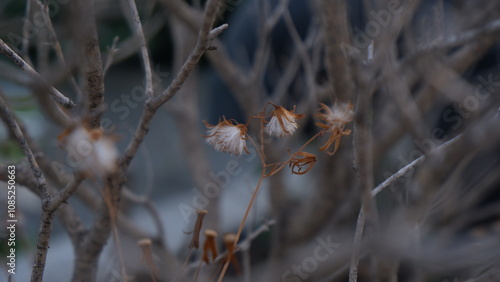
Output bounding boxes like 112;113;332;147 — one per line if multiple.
204;102;354;163
200;102;354;280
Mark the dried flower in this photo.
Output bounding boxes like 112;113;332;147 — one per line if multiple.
204;117;249;156
315;102;354;155
265;105;304;138
58;125;118;175
289;151;317;175
202;229;218;264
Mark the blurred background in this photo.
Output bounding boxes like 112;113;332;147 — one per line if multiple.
0;0;500;281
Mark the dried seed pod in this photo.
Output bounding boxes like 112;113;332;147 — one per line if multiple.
202;229;218;264
289;151;317;175
223;233;242;275
188;209;208;249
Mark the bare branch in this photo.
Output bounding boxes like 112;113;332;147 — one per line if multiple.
122;0;154;98
317;0;355;102
71;0;105;128
123;21;227;167
0;39;76;110
0;93;48;197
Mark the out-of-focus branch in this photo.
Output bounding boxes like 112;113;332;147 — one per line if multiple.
0;94;48;198
151;22;227;107
167;15;221;229
410;18;500;58
349;63;378;282
383;47;426;141
0;93;55;282
73;1;226;281
316;0;354;102
122;0;154;98
103;14;165;67
21;0;33;65
34;0;82;101
48;173;85;211
122;187;166;242
374;37;493;162
0;39;76;111
72;0;105;128
123;21;227;167
159;0;253;114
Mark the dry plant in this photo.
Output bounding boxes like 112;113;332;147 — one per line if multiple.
0;0;500;282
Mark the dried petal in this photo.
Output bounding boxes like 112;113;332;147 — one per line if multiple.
289;151;317;175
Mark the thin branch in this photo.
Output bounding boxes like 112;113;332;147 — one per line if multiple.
103;36;120;76
349;209;365;282
21;0;33;65
48;172;85;211
122;0;154;98
0;39;76;110
372;131;466;199
282;8;317;105
152;23;228;107
410;18;500;59
158;0;252;114
0;93;56;282
122;187;166;242
34;0;82;101
217;175;265;282
0;94;48;197
123;22;228;167
72;2;226;280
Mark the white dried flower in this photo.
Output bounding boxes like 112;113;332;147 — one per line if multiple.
204;117;249;156
58;125;118;175
265;105;304;138
315;102;355;155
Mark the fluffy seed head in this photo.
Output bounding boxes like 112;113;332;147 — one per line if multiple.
204;117;249;156
58;125;118;175
265;105;304;138
315;102;355;155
